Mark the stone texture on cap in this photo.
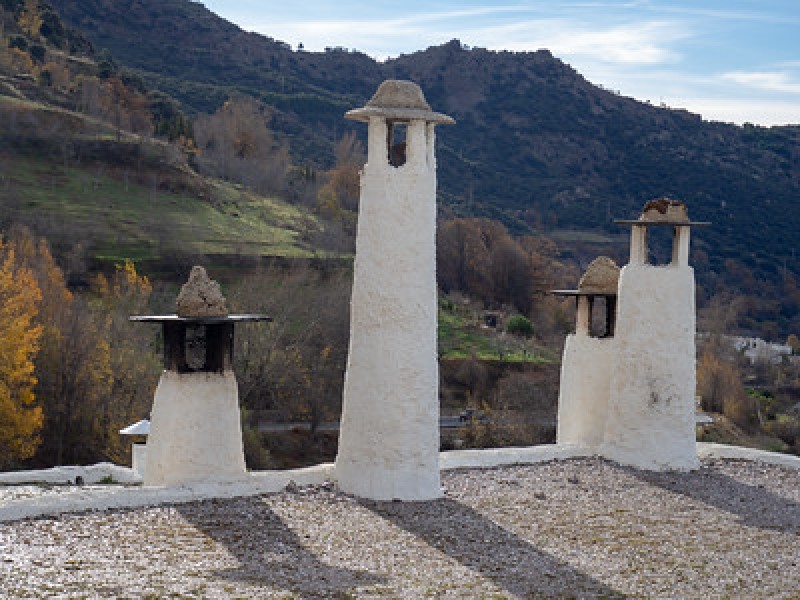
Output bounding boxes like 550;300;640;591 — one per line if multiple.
345;80;455;124
579;256;620;294
175;266;228;317
368;79;432;111
640;198;689;223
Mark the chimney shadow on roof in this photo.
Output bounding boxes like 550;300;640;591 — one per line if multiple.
361;496;625;598
630;463;800;534
178;496;384;595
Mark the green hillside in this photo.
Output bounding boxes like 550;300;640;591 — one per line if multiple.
2;152;316;261
0;97;321;274
47;1;800;308
4;0;800;336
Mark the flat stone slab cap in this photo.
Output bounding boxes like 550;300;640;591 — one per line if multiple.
346;79;454;124
129;314;271;324
579;256;620;294
175;266;228;318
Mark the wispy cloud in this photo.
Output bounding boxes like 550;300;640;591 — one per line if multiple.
668;97;800;125
722;71;800;95
647;5;799;25
256;10;689;67
486;19;688;65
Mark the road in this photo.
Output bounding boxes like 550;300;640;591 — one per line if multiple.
257;416;471;432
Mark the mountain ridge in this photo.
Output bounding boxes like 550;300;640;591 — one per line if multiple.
40;0;800;335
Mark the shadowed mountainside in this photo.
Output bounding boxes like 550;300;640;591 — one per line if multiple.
43;0;800;334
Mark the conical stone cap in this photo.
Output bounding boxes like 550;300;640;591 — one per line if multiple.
175;266;228;318
346;80;454;124
578;256;620;294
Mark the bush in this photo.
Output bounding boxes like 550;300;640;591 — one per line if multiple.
723;393;760;433
506;314;534;337
242;426;271;470
763;418;800;449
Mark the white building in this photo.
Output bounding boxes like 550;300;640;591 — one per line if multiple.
334;81;454;500
731;336;792;365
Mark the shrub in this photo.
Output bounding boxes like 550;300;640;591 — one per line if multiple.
242;426;271;470
506;314;534;337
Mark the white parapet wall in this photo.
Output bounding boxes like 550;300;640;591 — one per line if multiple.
602;264;699;470
144;371;246;486
557;333;614;451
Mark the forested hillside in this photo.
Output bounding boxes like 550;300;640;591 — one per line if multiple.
47;0;800;336
2;0;800;468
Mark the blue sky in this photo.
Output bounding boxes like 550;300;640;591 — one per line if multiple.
200;1;799;126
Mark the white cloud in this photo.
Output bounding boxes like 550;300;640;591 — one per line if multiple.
486;19;688;65
225;2;796;126
251;11;689;68
669;97;800;126
722;71;800;95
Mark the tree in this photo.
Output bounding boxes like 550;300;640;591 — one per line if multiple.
229;264;350;436
324;131;364;212
88;260;158;463
7;227;158;466
102;76;152;140
17;0;41;38
506;314;534;338
696;344;759;431
8;226;109;466
437;218;492;302
455;356;488;406
490;235;533;313
194;97;288;193
0;235;43;468
437;217;556;315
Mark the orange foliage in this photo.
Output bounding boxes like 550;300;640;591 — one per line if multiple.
0;238;44;466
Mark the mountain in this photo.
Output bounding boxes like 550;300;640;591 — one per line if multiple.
40;0;800;334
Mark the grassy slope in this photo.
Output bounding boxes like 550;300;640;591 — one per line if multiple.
438;298;557;363
1;153;317;263
0;93;321;267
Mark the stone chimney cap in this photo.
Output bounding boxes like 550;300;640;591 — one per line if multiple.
639;197;690;223
579;256;620;294
614;197;710;227
346;80;455;124
175;266;228;318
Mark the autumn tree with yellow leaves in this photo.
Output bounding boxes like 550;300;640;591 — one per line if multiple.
0;236;44;468
5;227;159;467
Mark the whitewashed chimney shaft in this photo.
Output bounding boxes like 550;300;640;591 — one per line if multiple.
334;81;454;500
131;268;270;487
556;200;708;470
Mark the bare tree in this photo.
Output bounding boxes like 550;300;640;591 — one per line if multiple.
228;264;351;435
193;97;289;194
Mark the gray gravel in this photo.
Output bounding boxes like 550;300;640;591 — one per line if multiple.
0;457;798;599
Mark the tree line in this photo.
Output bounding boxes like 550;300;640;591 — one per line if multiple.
0;226;159;469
